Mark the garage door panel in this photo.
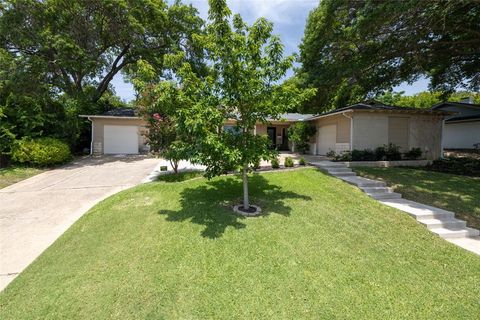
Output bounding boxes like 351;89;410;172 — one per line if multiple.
317;124;337;155
104;125;139;154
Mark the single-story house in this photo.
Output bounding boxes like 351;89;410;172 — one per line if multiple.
80;109;149;155
81;101;449;159
431;100;480;150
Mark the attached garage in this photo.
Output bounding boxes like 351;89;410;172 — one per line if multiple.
317;124;337;155
80;109;148;155
104;125;139;154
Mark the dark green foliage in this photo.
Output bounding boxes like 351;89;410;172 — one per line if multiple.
298;0;480;111
427;157;480;177
299;157;306;166
288;122;317;154
11;138;72;167
374;146;386;161
0;0;204;103
284;157;294;167
271;158;280;169
333;144;403;161
351;149;376;161
404;148;423;160
384;143;402;161
325;150;336;158
156;170;203;183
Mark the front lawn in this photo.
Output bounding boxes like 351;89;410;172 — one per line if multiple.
0;166;45;189
353;167;480;229
1;168;479;319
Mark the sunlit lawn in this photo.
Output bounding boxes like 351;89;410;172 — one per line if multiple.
353;167;480;229
0;166;45;189
1;168;479;319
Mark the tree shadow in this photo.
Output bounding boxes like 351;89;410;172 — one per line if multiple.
157;173;312;239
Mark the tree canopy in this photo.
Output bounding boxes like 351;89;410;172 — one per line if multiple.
160;0;314;211
0;0;203;102
298;0;480;111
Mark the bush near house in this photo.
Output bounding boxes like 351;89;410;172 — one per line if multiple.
299;157;306;165
284;157;294;167
12;137;72;167
271;157;280;169
330;144;422;162
426;157;480;177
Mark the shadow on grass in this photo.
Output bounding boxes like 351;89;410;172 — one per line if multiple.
158;173;311;239
156;170;204;183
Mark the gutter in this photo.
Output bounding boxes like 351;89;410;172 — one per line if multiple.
86;116;94;156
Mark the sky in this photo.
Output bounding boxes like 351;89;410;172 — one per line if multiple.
111;0;429;101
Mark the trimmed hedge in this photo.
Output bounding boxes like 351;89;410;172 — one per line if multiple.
426;157;480;177
12;137;72;167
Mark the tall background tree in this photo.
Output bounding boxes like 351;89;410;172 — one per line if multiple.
0;0;204;154
164;0;314;212
298;0;480;112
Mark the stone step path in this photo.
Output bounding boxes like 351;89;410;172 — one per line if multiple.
310;161;480;255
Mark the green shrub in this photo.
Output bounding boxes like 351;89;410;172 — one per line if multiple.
288;122;317;154
251;160;261;171
351;149;376;161
426;157;480;177
403;147;422;160
333;151;352;161
325;150;336;158
12;137;72;166
374;146;386;160
271;157;280;169
284;157;294;167
384;143;402;161
299;157;306;166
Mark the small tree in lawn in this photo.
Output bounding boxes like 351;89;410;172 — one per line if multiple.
136;79;185;173
168;0;314;212
288;122;317;154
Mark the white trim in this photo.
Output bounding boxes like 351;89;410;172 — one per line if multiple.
79;115;141;120
342;112;354;151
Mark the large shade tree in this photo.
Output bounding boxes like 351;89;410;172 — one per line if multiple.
298;0;480;111
166;0;314;212
0;0;204;103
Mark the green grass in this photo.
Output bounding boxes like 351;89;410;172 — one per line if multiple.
353;167;480;229
1;168;479;319
0;166;45;189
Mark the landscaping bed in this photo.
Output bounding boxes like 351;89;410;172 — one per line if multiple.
353;166;480;229
1;168;479;319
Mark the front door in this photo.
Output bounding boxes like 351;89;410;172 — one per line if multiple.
267;127;276;149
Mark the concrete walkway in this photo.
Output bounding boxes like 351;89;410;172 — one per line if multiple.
311;161;480;255
0;156;159;291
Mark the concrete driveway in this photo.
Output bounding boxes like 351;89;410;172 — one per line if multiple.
0;156;159;291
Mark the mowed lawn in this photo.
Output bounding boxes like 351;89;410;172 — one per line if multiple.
353;167;480;230
0;166;44;189
1;168;479;319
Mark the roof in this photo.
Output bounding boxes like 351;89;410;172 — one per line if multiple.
431;101;480;110
79;108;141;119
268;113;314;122
306;100;449;121
446;114;480;123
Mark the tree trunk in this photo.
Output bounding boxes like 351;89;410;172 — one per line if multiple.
170;159;179;174
242;164;249;209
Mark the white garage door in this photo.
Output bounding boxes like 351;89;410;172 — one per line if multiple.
317;124;337;155
104;125;139;154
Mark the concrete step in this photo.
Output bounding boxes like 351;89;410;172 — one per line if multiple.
340;176;386;187
325;167;352;173
361;186;394;194
310;161;346;168
379;199;455;220
330;172;356;177
417;218;467;230
367;192;402;200
430;227;480;239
